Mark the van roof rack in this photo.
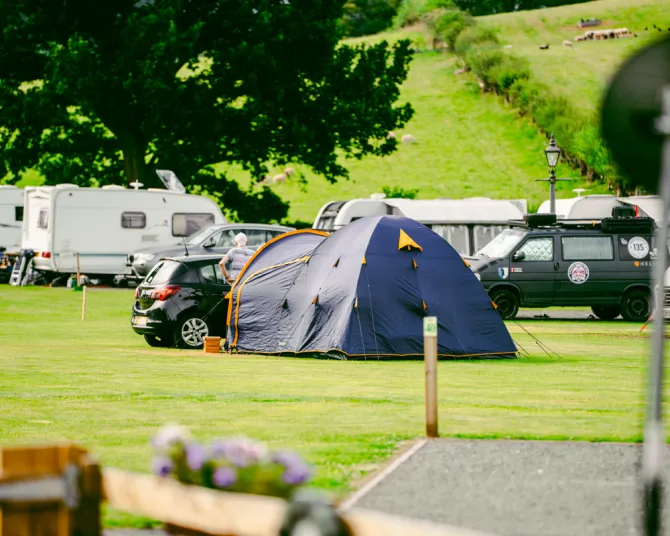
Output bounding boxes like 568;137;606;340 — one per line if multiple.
508;215;656;234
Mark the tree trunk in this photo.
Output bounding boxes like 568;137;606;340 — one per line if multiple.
120;137;160;188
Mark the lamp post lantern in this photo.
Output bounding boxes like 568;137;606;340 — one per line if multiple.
535;134;570;214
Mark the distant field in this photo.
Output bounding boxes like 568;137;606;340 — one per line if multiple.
481;0;670;117
215;42;600;222
0;286;667;527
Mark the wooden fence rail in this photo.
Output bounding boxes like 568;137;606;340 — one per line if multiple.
1;444;491;536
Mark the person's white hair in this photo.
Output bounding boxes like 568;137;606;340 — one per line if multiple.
235;232;248;247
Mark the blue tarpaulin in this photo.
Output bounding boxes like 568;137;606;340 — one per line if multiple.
226;217;516;358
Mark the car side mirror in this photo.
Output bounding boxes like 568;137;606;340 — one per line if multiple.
512;251;526;262
202;238;216;249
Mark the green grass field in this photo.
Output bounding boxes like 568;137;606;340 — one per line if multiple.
481;0;670;118
0;286;666;526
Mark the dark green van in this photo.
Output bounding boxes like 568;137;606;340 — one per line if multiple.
465;213;658;321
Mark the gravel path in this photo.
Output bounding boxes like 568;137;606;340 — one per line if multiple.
352;439;670;536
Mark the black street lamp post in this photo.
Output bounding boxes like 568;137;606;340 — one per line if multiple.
536;134;570;214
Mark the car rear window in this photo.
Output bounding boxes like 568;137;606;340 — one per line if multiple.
144;260;186;285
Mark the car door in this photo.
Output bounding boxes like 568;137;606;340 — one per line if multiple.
508;235;557;306
197;261;232;335
555;234;618;305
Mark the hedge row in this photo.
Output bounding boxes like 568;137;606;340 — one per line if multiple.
416;6;623;191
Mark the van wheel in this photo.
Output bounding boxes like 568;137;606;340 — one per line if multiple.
591;305;620;320
144;334;171;348
621;289;652;322
175;314;210;349
490;289;519;320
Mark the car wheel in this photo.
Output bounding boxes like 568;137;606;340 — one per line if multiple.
621;289;652;322
144;334;171;348
490;289;519;320
591;305;620;321
175;314;210;349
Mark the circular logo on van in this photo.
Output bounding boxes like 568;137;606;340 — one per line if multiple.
568;262;589;284
627;236;650;259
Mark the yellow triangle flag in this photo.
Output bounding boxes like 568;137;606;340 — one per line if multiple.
422;300;427;311
398;229;423;252
491;300;498;310
362;256;367;265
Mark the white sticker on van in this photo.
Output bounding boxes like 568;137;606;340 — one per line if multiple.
568;262;589;284
627;236;649;259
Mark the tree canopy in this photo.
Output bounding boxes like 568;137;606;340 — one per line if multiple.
0;0;413;222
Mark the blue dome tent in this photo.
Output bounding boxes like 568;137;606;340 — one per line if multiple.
226;217;516;358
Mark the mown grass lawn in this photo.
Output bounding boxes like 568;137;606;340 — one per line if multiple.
0;286;665;526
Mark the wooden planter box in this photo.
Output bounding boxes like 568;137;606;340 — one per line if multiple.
203;336;222;354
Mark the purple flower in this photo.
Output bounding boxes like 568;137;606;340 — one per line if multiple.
185;442;207;471
281;464;311;485
272;450;311;485
213;466;238;488
151;456;173;477
210;438;267;468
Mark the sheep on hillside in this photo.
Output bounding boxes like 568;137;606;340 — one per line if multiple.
272;167;294;184
401;134;416;144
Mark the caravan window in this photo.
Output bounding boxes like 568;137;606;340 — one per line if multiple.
37;209;48;229
430;225;470;255
121;212;146;229
15;207;23;221
172;213;216;237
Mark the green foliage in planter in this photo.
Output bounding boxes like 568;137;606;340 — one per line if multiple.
151;425;312;500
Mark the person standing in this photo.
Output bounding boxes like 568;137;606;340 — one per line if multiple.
219;232;254;284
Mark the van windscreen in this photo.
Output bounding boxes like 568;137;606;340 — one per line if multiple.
476;229;526;258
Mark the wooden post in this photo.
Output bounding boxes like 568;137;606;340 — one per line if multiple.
0;444;101;536
75;253;81;287
423;316;438;438
82;286;87;321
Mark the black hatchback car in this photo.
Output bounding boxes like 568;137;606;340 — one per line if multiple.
131;255;231;348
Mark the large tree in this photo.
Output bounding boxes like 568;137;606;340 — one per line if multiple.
0;0;413;221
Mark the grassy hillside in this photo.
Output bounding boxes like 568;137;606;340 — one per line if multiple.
217;28;601;222
480;0;670;118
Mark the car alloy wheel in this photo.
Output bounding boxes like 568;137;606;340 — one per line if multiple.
180;317;209;348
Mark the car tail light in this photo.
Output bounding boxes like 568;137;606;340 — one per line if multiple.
151;285;182;301
40;252;51;258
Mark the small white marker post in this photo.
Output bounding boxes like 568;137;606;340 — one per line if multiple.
423;316;438;438
81;285;87;321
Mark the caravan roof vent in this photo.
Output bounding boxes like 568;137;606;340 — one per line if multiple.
55;183;79;189
101;185;125;190
370;193;386;200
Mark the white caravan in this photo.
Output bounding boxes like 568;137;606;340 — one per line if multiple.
0;185;23;254
22;184;225;279
313;195;527;255
538;194;662;221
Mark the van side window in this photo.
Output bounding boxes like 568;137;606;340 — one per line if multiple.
562;236;613;261
37;209;48;229
172;213;216;237
121;212;146;229
516;237;553;261
15;207;23;222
